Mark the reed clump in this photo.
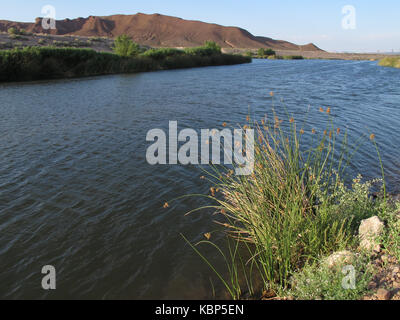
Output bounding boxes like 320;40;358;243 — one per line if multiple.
185;102;389;299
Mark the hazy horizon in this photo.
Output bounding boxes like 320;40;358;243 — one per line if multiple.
1;0;400;53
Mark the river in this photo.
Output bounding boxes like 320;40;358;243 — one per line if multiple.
0;59;399;298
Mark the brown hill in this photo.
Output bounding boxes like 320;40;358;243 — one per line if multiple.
0;13;322;50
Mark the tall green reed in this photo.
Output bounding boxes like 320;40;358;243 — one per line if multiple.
180;101;386;299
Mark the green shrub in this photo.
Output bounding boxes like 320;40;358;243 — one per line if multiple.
184;41;222;56
19;28;32;36
112;35;141;57
7;27;18;35
204;41;221;53
380;202;400;263
141;48;184;60
284;254;373;300
257;48;276;58
273;55;304;60
378;57;400;69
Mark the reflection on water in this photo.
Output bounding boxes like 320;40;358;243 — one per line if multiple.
0;60;399;298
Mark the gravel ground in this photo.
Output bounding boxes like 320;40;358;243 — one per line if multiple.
0;32;114;52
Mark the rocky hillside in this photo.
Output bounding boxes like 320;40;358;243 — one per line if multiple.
0;13;321;50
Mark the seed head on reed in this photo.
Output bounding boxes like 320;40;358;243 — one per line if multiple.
204;233;211;240
319;107;324;113
326;107;331;114
185;105;387;299
270;91;274;97
210;187;216;196
163;202;169;209
222;122;227;127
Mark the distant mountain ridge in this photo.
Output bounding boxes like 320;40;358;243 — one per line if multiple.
0;13;322;51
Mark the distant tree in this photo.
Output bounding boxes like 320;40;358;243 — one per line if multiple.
112;35;141;57
204;41;222;53
8;27;18;35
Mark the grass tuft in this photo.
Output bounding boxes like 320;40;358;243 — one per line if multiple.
184;101;388;299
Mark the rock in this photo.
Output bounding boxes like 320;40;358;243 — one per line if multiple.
393;293;400;300
391;194;400;202
376;288;391;300
359;216;384;253
324;250;356;269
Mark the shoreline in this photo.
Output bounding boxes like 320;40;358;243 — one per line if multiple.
0;46;251;83
223;48;395;61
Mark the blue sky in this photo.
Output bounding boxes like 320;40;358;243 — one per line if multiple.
1;0;399;52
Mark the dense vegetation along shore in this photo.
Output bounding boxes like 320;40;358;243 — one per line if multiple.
378;56;400;68
0;38;251;82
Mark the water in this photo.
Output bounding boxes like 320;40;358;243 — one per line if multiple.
0;59;399;299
